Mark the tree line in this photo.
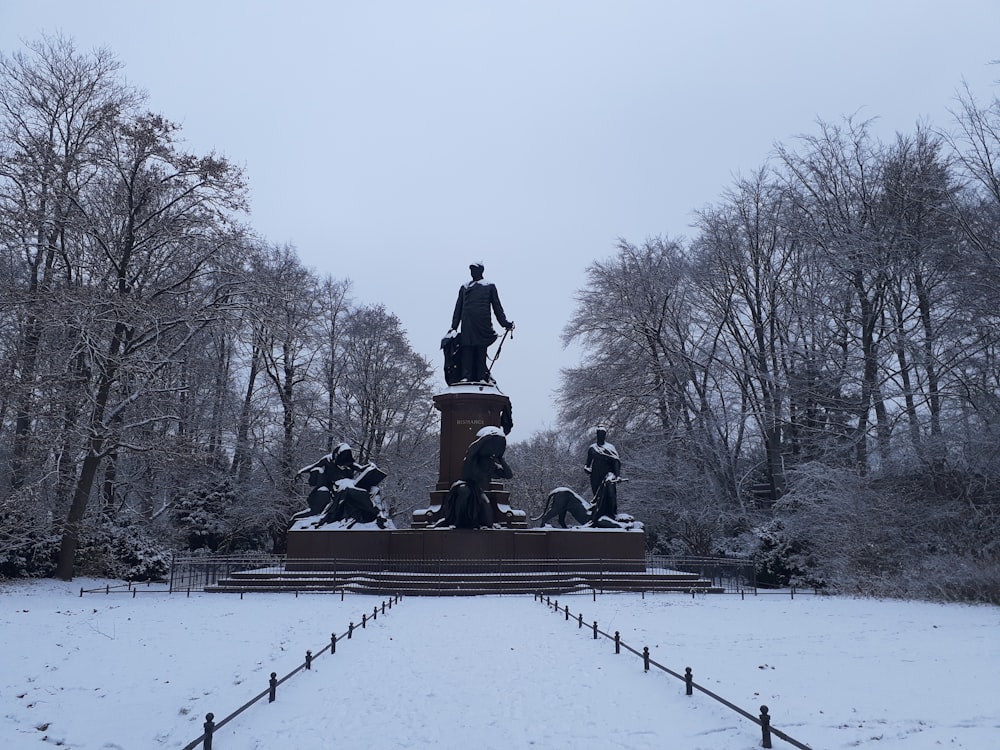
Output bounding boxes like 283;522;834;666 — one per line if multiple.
0;36;438;580
550;91;1000;600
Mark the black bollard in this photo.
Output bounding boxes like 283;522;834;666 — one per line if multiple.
578;613;583;629
373;605;378;621
268;672;277;702
305;650;312;670
362;613;367;629
331;632;337;654
203;712;215;750
593;621;598;639
349;622;354;639
760;705;772;748
685;667;693;695
382;601;386;615
341;588;345;601
614;631;620;654
643;646;650;672
565;605;569;621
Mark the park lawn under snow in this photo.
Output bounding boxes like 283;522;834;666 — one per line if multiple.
1;579;998;749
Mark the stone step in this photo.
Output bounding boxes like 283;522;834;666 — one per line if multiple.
205;569;721;596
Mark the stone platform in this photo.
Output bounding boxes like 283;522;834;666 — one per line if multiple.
286;527;646;572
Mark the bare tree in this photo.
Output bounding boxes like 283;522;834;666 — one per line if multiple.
53;110;246;579
0;35;141;490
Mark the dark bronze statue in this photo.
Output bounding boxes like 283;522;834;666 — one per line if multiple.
445;262;514;384
533;487;591;528
436;426;514;528
291;443;388;528
585;426;623;526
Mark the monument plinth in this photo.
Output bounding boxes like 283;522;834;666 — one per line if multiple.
412;384;524;527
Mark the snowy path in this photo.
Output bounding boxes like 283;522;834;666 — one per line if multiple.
221;596;752;749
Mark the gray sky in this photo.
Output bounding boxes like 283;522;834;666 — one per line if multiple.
3;1;999;438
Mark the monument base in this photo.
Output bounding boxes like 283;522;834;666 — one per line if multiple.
286;527;646;572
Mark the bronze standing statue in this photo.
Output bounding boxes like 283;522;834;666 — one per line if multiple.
445;262;514;384
584;425;622;525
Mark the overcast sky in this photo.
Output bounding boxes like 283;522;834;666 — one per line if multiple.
2;1;999;438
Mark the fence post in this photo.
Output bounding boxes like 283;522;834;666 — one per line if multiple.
614;631;620;654
268;672;278;702
760;705;772;748
643;647;650;672
685;667;693;695
382;601;386;614
331;632;337;654
577;612;583;629
362;613;367;629
565;605;569;621
593;621;598;639
305;650;312;670
203;712;215;750
554;599;558;612
373;605;378;621
349;622;354;639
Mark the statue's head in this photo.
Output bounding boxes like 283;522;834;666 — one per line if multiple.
471;425;506;458
595;425;607;443
469;262;484;281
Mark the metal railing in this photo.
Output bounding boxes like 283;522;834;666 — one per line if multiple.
166;552;757;593
168;553;284;592
647;555;757;593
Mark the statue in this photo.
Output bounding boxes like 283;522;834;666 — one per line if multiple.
584;426;624;526
435;426;514;528
445;262;514;384
532;487;592;528
291;443;389;529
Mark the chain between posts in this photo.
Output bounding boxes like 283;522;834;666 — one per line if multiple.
531;593;811;750
182;594;404;750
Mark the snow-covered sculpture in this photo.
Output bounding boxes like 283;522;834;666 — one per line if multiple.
291;444;389;529
583;426;634;528
435;426;514;528
533;487;591;528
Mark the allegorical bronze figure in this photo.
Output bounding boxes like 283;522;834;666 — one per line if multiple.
585;425;623;525
436;426;514;528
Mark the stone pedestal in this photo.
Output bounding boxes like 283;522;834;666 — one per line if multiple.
286;527;646;571
412;384;525;527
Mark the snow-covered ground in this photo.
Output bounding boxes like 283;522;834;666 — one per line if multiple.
2;578;998;749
